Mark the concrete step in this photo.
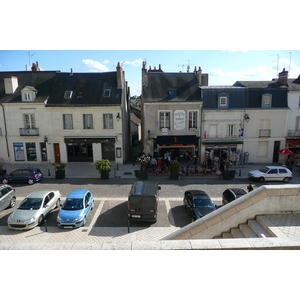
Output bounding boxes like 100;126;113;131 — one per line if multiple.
222;232;234;239
256;215;287;238
248;219;273;238
239;224;259;238
231;228;245;238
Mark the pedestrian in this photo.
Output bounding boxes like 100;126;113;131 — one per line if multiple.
247;182;253;193
150;157;157;170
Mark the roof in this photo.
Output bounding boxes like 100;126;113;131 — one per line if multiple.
142;72;202;102
67;189;90;198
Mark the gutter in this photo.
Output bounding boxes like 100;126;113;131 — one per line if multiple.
0;102;10;158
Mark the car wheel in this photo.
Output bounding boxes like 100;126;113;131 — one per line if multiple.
8;197;16;208
259;177;265;183
91;201;94;210
55;199;60;208
2;178;8;184
38;215;44;226
28;178;34;185
283;177;290;183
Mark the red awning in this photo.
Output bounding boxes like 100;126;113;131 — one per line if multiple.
286;139;300;147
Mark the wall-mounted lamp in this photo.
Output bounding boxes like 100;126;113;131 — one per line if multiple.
244;114;250;122
116;112;121;121
44;135;48;143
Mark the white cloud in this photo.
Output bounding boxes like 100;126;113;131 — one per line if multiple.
210;59;300;84
121;59;143;67
82;59;110;72
102;60;110;64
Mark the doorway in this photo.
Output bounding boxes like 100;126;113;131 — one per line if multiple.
273;141;280;163
54;143;61;163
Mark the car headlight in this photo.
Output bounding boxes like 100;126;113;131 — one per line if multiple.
7;215;13;223
24;216;36;224
57;215;62;222
74;215;83;222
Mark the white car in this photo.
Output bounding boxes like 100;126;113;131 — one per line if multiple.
248;166;293;183
7;189;61;230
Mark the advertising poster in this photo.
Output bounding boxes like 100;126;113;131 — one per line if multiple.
13;142;25;161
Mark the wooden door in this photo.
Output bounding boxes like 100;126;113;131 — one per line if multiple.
54;143;61;163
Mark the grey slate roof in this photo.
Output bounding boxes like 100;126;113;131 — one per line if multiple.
142;72;202;102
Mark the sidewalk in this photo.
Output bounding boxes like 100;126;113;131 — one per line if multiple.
1;162;299;180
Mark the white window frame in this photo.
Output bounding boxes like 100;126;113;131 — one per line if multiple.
188;111;198;129
63;114;73;130
64;90;73;99
220;97;227;106
103;113;113;129
159;111;171;129
227;124;235;137
83;114;93;129
24;114;35;129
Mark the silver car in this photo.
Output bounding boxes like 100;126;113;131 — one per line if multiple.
0;184;16;212
7;189;61;230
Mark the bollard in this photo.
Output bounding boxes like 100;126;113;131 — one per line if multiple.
239;169;241;176
44;219;48;232
128;220;130;233
48;169;51;176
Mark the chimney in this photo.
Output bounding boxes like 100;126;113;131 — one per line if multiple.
4;76;18;94
31;61;41;71
278;68;288;84
196;67;202;85
142;61;148;86
116;62;124;89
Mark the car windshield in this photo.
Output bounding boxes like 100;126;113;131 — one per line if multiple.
62;198;83;210
193;198;214;208
258;167;270;173
19;198;43;210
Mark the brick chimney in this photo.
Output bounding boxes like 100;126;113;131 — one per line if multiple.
196;67;202;85
116;62;124;89
142;61;148;86
31;61;41;71
4;76;18;94
278;68;288;84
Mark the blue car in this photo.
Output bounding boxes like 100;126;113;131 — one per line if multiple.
56;189;94;229
1;168;43;185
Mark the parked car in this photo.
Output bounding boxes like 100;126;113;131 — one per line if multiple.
1;167;43;185
7;189;61;230
0;184;16;212
183;190;216;221
222;188;247;206
248;166;293;183
56;189;94;228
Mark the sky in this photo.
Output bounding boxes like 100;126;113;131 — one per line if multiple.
0;50;299;96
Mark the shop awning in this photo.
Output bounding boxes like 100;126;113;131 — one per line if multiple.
64;136;116;143
157;135;198;146
286;139;300;147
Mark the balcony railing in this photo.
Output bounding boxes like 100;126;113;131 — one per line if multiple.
287;130;300;137
19;128;39;136
259;129;271;137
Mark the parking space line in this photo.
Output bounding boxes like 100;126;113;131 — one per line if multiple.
164;199;175;227
88;200;105;232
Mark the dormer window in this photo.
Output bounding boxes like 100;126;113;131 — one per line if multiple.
218;93;229;108
64;90;73;99
261;93;272;108
103;89;111;98
77;92;83;99
21;86;37;102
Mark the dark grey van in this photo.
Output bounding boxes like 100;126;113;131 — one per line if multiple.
128;181;161;222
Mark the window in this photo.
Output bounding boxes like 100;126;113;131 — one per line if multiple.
63;114;73;129
24;93;31;101
159;111;171;129
103;113;113;129
83;114;93;129
64;90;73;99
103;89;111;98
262;93;272;108
228;124;235;137
189;111;197;129
218;93;229;108
24;114;35;129
26;142;37;161
168;89;177;97
220;97;227;106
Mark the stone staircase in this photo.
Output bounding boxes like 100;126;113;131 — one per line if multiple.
214;215;287;239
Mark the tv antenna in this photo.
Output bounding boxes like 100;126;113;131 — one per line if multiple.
177;60;191;72
285;51;292;72
26;51;35;67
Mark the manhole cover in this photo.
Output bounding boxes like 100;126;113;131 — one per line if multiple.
82;229;88;232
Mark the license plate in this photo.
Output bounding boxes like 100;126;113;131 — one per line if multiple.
63;226;73;228
132;215;141;218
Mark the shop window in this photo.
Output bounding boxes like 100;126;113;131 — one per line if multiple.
13;142;25;161
26;142;37;161
40;142;47;161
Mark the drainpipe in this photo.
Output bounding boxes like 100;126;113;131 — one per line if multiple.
0;102;10;159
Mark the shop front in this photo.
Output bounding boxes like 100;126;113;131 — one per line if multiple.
156;135;198;163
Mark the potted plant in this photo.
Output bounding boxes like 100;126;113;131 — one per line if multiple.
136;154;150;180
169;159;180;180
52;162;67;179
94;159;111;179
0;157;7;176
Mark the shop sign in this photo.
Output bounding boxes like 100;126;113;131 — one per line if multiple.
174;110;185;130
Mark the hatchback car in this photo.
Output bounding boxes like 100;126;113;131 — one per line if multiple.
183;190;216;221
0;184;16;212
56;189;94;229
248;166;293;183
7;189;61;230
222;188;247;206
1;167;43;185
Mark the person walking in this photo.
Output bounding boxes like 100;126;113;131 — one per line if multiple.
247;182;253;193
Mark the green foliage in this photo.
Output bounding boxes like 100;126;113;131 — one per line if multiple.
169;159;180;173
52;162;67;170
94;159;111;173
